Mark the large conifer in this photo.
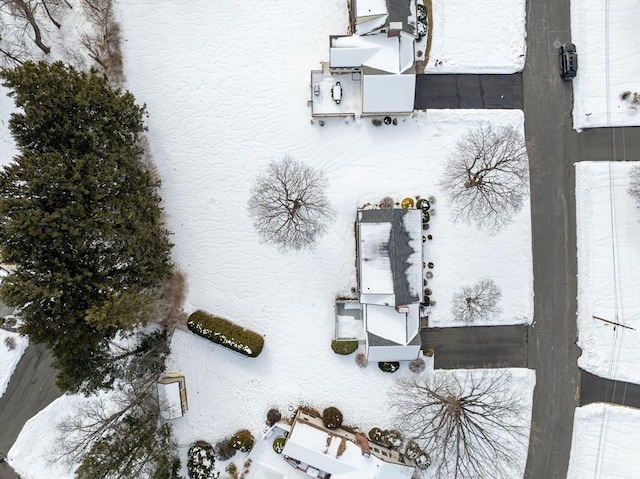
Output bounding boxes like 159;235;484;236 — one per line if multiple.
0;61;173;392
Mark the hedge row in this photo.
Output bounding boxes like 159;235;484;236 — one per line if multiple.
331;340;359;355
188;310;264;357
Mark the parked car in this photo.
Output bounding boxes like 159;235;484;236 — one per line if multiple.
560;42;578;80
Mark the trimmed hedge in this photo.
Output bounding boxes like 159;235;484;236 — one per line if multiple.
188;310;264;357
322;406;344;429
331;340;358;355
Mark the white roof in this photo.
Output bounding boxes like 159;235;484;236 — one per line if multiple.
330;34;414;74
355;0;388;18
362;74;416;114
157;381;183;419
365;303;420;345
359;222;394;296
282;421;414;479
402;209;423;299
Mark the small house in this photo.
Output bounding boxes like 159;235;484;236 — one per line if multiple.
157;372;188;420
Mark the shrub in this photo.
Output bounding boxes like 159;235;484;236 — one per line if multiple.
383;430;403;449
355;353;368;368
409;358;426;373
415;450;432;470
266;408;282;426
187;441;219;479
405;440;421;460
4;336;16;351
378;362;400;373
230;430;254;453
416;198;430;210
331;340;358;355
322;407;343;429
272;437;286;454
368;427;384;442
426;271;433;279
372;119;383;127
225;463;237;476
380;196;394;208
188;310;264;357
214;439;236;461
423;348;434;357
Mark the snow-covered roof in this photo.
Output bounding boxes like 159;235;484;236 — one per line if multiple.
355;0;388;18
157;381;183;420
362;73;416;114
330;33;414;74
365;302;420;346
359;221;394;297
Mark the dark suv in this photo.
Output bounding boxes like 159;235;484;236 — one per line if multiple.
560;42;578;80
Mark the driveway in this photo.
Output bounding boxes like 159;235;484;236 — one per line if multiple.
421;325;530;369
580;370;640;409
414;73;523;109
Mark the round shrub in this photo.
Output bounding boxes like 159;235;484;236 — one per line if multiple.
416;198;430;210
383;430;403;449
355;352;368;368
322;407;343;429
273;437;286;454
368;427;384;442
225;463;237;475
415;450;432;470
428;195;436;204
405;440;421;460
426;271;433;279
187;441;218;479
331;340;358;355
427;262;434;269
380;196;394;208
214;439;236;461
409;358;426;374
266;408;282;426
230;430;254;453
378;362;400;373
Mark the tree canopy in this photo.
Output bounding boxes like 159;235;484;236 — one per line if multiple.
0;61;173;392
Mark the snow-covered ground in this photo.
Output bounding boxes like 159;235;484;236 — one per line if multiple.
0;328;28;398
567;403;640;479
575;162;640;385
571;0;640;129
3;1;537;477
425;0;527;73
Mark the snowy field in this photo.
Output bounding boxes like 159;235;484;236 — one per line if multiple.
0;328;28;398
571;0;640;129
2;0;537;477
567;403;640;479
425;0;527;73
575;162;640;385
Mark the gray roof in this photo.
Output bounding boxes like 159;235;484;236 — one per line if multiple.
358;208;419;306
388;0;417;36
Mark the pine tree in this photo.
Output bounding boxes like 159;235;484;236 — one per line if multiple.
0;61;173;392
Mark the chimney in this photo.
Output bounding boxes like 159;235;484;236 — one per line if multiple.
388;21;403;37
396;304;409;313
355;433;371;457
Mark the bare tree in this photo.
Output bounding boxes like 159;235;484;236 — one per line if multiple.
451;278;501;323
391;369;527;479
628;164;640;204
248;155;336;251
440;123;529;233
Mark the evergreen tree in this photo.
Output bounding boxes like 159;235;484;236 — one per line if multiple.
0;61;173;392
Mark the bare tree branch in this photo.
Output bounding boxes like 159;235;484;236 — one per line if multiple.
391;369;527;479
248;155;336;251
440;123;529;233
451;278;502;323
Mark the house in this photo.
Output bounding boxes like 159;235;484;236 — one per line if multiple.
310;0;425;119
281;409;415;479
356;207;423;361
156;372;188;420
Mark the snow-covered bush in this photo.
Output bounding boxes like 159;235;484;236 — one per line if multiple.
187;310;264;357
369;427;384;442
409;358;426;373
405;440;421;460
272;437;286;454
230;430;255;453
383;429;403;449
4;336;16;351
187;441;219;479
322;407;343;429
415;450;432;470
355;353;368;368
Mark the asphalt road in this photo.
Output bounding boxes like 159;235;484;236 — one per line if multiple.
414;73;523;109
580;370;640;408
421;325;530;369
0;343;61;479
521;0;582;477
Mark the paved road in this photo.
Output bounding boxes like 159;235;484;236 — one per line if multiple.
576;127;640;160
414;73;523;109
522;0;582;477
421;325;530;369
0;343;61;479
580;370;640;408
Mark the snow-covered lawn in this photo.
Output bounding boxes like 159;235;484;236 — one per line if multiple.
425;0;527;74
571;0;640;129
4;0;535;477
567;403;640;479
575;162;640;385
0;328;28;398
